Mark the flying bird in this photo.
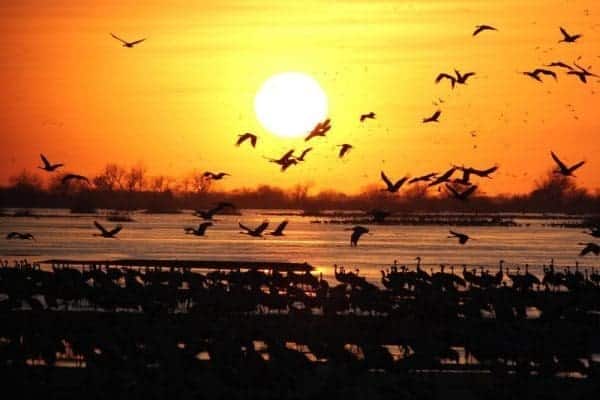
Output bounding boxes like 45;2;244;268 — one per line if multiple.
266;149;298;172
268;220;289;236
236;132;257;147
38;154;63;172
380;171;409;193
455;70;476;84
454;165;499;184
295;147;313;162
337;144;353;158
448;230;470;245
409;173;437;184
579;242;599;256
110;33;146;48
239;221;269;237
422;110;441;123
428;167;456;187
522;69;557;82
558;27;582;43
93;221;122;238
195;202;235;220
446;184;477;201
360;112;376;122
305;118;331;141
473;25;497;36
6;232;35;240
184;222;213;236
347;226;370;247
567;62;599;83
62;174;89;185
550;151;584;176
203;171;229;180
435;73;456;89
546;61;573;71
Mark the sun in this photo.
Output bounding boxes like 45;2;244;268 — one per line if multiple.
254;72;328;138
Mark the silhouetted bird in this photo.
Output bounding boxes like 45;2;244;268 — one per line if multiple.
337;144;353;158
295;148;313;162
6;232;34;240
473;25;497;36
446;184;477;201
454;165;498;183
522;69;557;82
347;226;370;247
62;174;89;185
455;70;476;84
236;132;257;147
184;222;213;236
268;220;289;236
409;173;437;184
203;171;229;180
422;110;441;123
550;151;584;176
546;61;573;70
38;154;63;172
305;118;331;141
360;112;376;122
579;243;599;256
195;202;235;220
448;230;470;244
558;27;581;43
239;221;269;237
567;62;599;83
428;167;456;186
435;73;456;88
110;33;146;48
93;221;122;238
380;171;409;193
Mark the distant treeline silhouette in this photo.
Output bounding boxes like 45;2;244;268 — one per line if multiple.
1;165;599;214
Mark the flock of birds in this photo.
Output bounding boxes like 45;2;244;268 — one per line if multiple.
4;24;599;260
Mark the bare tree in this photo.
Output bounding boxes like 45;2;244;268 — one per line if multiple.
93;163;126;191
125;164;146;192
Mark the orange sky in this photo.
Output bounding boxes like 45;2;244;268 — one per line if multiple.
0;0;599;195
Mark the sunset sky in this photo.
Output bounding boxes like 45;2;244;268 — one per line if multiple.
0;0;599;195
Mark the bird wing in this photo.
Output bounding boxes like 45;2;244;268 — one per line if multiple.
274;220;288;234
462;72;476;81
380;171;393;189
199;222;212;232
281;149;295;161
568;160;585;173
445;184;460;198
6;232;19;239
473;26;484;36
254;221;269;235
435;73;455;83
250;135;257;147
449;230;460;237
535;69;557;79
236;134;247;146
129;38;146;46
40;154;51;168
107;226;122;236
559;27;569;38
471;166;498;176
393;176;409;189
94;221;108;234
462;185;478;198
432;110;441;119
299;147;313;159
550;151;568;171
239;222;252;233
110;33;128;44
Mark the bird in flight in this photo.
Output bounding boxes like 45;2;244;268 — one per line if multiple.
93;221;122;238
360;112;376;122
522;69;557;82
446;184;477;201
579;242;599;256
62;174;89;185
558;27;581;43
38;154;63;172
268;220;289;236
110;33;146;48
380;171;409;193
454;165;499;184
239;221;269;237
428;167;456;187
409;173;437;184
6;232;35;240
473;24;497;36
295;148;313;162
337;144;353;158
305;118;331;141
455;70;476;85
422;110;441;123
266;149;297;172
236;132;257;147
546;61;573;71
567;62;599;83
435;73;456;89
184;222;213;237
550;151;584;177
347;226;370;247
203;171;229;180
195;202;235;220
448;230;470;245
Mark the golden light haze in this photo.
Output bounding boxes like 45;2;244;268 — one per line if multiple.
1;0;599;195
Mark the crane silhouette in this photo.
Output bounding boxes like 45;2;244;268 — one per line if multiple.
558;27;581;43
422;110;441;123
448;230;470;244
184;222;213;236
522;69;557;82
455;70;476;84
236;133;257;147
195;202;235;220
446;184;477;201
93;221;122;238
295;148;313;162
305;119;331;141
38;154;63;172
579;243;599;256
473;25;497;36
360;112;376;122
62;174;89;185
550;151;584;176
546;61;573;71
239;221;269;237
567;62;599;83
6;232;35;240
380;171;409;193
337;144;353;158
268;220;289;236
428;167;456;186
347;226;370;247
110;33;146;48
203;171;229;180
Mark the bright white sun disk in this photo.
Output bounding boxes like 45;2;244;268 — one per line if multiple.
254;72;328;138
